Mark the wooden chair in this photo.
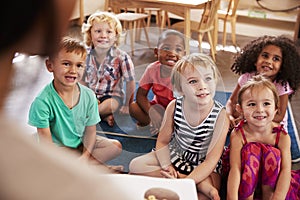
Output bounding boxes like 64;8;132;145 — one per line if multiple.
115;11;151;55
144;8;171;28
106;3;151;56
217;0;240;47
171;0;220;61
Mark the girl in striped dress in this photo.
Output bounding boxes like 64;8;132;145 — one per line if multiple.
129;53;229;200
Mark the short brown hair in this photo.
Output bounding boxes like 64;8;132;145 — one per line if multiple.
48;36;86;60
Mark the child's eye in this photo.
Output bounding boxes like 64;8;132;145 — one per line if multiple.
261;52;269;59
77;64;84;68
205;76;212;82
263;102;271;106
161;47;170;51
188;79;197;84
62;62;70;67
247;102;256;107
273;56;281;62
176;47;183;53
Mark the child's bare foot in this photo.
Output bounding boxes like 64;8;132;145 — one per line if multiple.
107;165;124;173
103;114;114;127
149;124;159;135
208;188;220;200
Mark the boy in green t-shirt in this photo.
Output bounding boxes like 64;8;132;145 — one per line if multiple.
28;36;122;166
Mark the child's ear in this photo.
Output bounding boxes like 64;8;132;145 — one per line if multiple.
45;59;54;72
236;104;243;115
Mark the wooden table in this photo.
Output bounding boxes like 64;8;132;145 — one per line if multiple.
106;0;209;54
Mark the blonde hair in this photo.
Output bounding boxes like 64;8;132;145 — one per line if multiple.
237;75;279;109
49;36;86;60
81;11;123;47
171;53;218;93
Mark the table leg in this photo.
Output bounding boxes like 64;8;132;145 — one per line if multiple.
184;8;191;54
79;0;84;25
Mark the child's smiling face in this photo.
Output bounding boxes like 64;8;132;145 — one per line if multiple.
238;86;277;127
156;34;185;68
255;45;282;81
91;21;117;49
180;64;216;105
47;49;86;88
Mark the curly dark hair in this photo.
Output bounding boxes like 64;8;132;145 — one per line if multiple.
231;35;300;98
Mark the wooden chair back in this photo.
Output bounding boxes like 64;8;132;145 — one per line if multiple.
197;0;221;33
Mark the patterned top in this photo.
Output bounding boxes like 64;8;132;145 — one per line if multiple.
169;96;224;175
84;46;135;100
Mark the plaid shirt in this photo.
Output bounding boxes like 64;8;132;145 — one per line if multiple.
85;46;135;100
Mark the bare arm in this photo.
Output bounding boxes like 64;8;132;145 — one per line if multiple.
273;94;288;124
136;86;164;131
136;87;151;114
155;100;175;172
226;84;241;125
187;109;229;183
227;130;243;200
272;133;291;200
81;125;97;160
37;127;54;145
156;100;175;149
120;80;135;114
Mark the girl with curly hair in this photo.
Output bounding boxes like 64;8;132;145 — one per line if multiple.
226;35;300;131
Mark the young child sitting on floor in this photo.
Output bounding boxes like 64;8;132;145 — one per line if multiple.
223;75;300;199
28;36;122;168
129;29;186;135
81;11;136;127
129;53;229;200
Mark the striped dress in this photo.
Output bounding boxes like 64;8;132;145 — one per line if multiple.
169;96;223;175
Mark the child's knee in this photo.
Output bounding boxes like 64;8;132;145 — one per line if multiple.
111;139;122;149
128;157;140;173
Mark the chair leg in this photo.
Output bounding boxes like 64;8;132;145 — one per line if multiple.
166;11;171;28
231;18;237;46
142;20;151;48
222;18;228;47
207;31;216;61
198;33;204;53
156;10;162;27
147;10;152;27
129;22;135;55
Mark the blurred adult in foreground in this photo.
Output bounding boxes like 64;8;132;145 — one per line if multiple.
0;1;127;199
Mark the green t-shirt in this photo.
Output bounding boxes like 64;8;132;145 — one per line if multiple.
28;82;100;148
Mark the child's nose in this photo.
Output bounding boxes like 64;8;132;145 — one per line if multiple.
265;57;273;64
256;104;264;112
69;65;77;73
100;32;107;37
197;79;207;90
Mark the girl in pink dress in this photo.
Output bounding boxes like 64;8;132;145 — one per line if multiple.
224;75;300;199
